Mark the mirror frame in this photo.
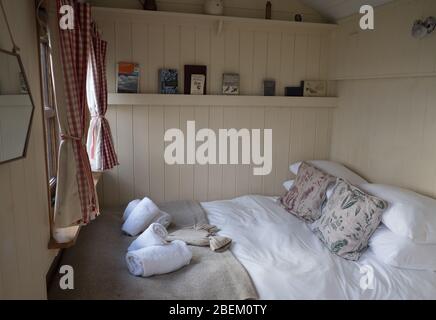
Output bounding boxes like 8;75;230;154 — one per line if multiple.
0;47;35;165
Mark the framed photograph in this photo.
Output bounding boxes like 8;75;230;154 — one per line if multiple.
159;69;178;94
303;80;327;97
222;73;240;95
264;80;276;96
184;65;207;95
190;74;206;95
117;62;140;93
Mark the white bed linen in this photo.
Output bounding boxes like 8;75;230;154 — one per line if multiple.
202;195;436;300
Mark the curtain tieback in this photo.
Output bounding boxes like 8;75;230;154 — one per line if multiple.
61;134;81;141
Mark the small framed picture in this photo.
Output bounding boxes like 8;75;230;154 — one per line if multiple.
190;74;206;95
117;62;140;93
222;73;240;95
184;65;207;95
303;80;327;97
159;69;178;94
264;80;276;96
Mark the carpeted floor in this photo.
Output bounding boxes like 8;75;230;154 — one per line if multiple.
48;206;257;300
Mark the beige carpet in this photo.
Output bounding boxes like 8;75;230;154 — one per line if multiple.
48;204;257;300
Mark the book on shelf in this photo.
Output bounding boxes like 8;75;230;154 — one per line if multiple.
264;80;276;96
222;73;240;95
190;74;206;95
184;65;207;95
159;69;178;94
117;62;140;93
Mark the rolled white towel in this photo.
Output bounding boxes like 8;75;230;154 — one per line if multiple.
154;211;172;228
125;240;192;277
128;223;168;252
123;199;141;221
122;197;161;236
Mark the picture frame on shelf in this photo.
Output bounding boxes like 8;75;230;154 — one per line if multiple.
159;68;178;94
222;73;240;95
190;74;206;95
117;62;140;94
184;65;207;95
303;80;327;97
264;80;276;96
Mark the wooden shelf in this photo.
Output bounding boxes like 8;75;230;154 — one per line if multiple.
92;7;337;33
108;93;338;108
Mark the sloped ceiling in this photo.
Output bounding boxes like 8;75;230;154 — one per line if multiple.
300;0;395;21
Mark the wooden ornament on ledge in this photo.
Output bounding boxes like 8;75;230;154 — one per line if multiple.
265;1;272;20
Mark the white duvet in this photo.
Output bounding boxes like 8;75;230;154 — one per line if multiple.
202;195;436;300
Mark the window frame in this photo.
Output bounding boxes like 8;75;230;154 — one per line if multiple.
38;6;58;205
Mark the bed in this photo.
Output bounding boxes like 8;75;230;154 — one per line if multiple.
201;195;436;300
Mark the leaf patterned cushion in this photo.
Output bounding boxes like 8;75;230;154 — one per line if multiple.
280;162;336;223
313;180;388;261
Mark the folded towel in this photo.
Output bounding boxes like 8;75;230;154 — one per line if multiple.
123;199;141;221
167;228;211;246
210;236;232;252
195;223;220;234
167;224;232;252
125;240;192;277
122;197;161;236
128;223;168;252
154;211;172;228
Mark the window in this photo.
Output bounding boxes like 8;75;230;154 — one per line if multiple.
38;7;58;204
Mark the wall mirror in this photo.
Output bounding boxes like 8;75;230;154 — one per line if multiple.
0;48;35;164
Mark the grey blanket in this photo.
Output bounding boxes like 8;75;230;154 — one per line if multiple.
48;201;258;300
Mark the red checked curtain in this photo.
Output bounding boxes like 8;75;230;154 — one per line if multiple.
86;23;118;171
54;0;98;227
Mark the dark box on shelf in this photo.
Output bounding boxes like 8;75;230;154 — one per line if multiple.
285;86;303;96
285;81;304;97
264;80;276;96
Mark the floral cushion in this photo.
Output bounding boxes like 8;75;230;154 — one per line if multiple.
280;162;336;223
313;180;388;261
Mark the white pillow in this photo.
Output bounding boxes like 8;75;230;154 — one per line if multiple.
283;180;294;191
290;160;368;186
361;184;436;244
370;226;436;271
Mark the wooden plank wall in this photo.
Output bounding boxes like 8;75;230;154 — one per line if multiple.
0;0;55;299
329;0;436;198
93;9;335;207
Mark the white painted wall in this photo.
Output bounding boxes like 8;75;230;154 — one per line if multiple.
0;0;56;299
92;8;335;207
329;0;436;197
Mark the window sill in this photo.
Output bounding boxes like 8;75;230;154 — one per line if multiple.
48;226;81;249
47;172;102;250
